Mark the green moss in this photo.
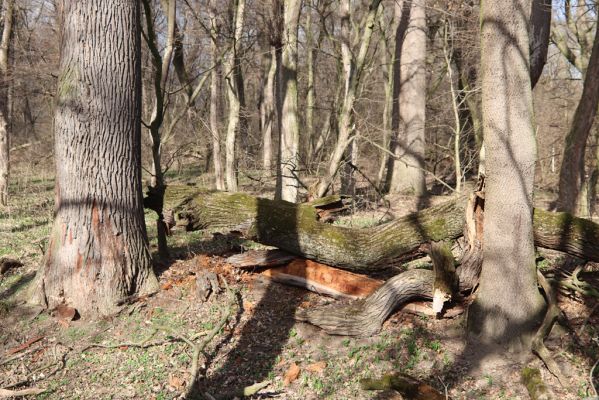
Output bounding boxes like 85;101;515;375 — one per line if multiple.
521;367;550;400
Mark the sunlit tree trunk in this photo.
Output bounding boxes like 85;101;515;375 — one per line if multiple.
315;0;382;198
34;0;159;316
224;0;245;192
260;45;276;172
0;0;13;206
467;0;544;346
209;1;225;190
275;0;301;202
387;0;427;196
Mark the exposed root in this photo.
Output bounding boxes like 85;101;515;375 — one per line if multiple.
532;271;566;385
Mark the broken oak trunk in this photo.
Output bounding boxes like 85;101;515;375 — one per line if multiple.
160;189;599;269
168;189;466;272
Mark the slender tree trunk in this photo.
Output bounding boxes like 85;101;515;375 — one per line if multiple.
468;0;545;346
209;2;225;191
260;46;277;172
388;0;427;196
556;20;599;214
34;0;159;316
141;0;175;260
529;0;551;88
315;0;382;198
376;12;396;186
0;0;13;206
339;0;355;196
305;1;315;163
224;0;245;192
275;0;301;202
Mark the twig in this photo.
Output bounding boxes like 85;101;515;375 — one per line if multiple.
185;279;237;399
591;358;599;397
0;387;47;398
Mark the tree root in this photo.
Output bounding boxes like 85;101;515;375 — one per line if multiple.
532;271;566;384
296;269;434;336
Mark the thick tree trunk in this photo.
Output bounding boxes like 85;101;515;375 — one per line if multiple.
556;20;599;214
0;0;13;206
34;0;159;316
467;0;545;346
387;0;427;196
276;0;301;202
224;0;245;192
162;188;599;270
209;1;225;191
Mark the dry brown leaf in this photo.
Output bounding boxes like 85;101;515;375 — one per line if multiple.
306;361;326;373
283;362;300;385
168;375;185;390
161;282;173;290
243;300;255;312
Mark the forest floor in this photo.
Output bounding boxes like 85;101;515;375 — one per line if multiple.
1;171;598;399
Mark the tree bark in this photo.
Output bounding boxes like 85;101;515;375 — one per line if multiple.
275;0;301;202
34;0;159;316
0;0;13;206
209;1;225;191
260;45;277;172
529;0;551;88
387;0;427;196
224;0;245;192
555;19;599;214
467;0;545;346
141;0;176;260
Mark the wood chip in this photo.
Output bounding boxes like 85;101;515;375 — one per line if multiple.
283;363;301;385
306;361;326;373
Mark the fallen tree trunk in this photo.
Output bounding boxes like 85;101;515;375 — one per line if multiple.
168;189;466;271
158;188;599;270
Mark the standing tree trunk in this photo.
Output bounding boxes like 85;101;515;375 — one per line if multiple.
555;20;599;214
376;10;396;186
305;1;316;164
467;0;545;346
260;45;277;172
315;0;382;198
275;0;301;202
209;1;225;191
387;0;427;196
34;0;159;316
0;0;13;206
141;0;176;260
224;0;245;192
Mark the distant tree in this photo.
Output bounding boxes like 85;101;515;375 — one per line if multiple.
275;0;301;202
33;0;159;316
224;0;246;192
467;0;545;345
0;0;14;206
386;0;428;196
